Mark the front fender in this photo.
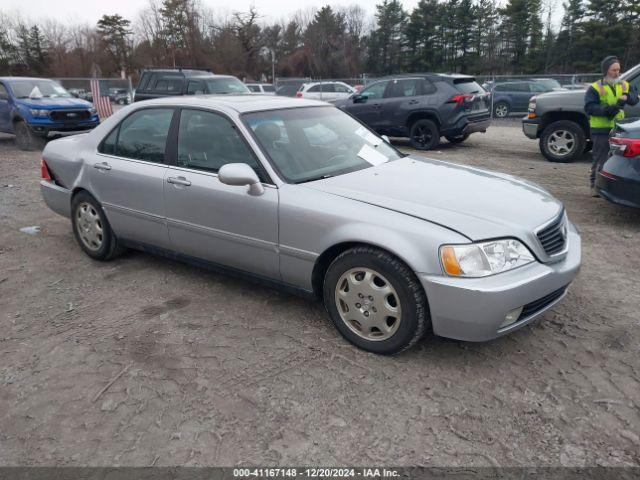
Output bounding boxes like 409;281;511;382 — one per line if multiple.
278;184;467;291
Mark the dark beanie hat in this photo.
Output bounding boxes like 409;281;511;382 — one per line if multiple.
601;56;620;75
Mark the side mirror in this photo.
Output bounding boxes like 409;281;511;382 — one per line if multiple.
218;163;264;196
353;94;367;104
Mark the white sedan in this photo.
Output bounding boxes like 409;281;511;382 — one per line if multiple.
296;81;355;101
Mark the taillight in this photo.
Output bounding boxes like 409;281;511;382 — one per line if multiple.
41;158;52;181
296;92;303;98
610;137;640;158
449;94;474;103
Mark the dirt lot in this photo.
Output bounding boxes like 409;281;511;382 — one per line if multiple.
1;122;639;467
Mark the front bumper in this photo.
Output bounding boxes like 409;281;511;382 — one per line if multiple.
419;223;581;342
40;180;71;218
522;117;539;139
28;119;99;137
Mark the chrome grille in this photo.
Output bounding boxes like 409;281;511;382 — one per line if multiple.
536;212;567;256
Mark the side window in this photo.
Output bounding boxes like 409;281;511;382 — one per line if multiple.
385;79;423;98
360;81;389;99
177;109;262;177
154;77;183;93
421;79;436;94
530;83;549;93
99;127;118;155
0;83;9;99
115;108;174;163
187;81;205;95
512;83;529;92
247;85;260;92
627;74;640;91
323;84;336;93
334;84;351;93
308;85;322;93
494;84;507;92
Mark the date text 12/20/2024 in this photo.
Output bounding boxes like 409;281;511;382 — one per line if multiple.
233;468;400;478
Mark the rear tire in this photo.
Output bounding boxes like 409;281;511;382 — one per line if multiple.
323;246;430;355
409;119;440;151
540;120;586;163
14;120;46;151
71;191;124;261
445;134;469;144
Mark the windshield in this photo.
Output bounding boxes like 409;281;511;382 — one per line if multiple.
9;80;72;98
243;106;402;184
203;78;250;94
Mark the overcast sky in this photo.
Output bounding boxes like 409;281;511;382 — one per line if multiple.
2;0;424;25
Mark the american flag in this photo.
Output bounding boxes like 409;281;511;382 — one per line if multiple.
90;79;113;120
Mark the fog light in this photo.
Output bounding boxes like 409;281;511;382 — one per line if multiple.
500;306;523;328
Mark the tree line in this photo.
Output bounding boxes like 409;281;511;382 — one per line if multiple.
0;0;639;82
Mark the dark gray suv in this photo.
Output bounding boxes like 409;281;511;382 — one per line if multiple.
332;74;491;150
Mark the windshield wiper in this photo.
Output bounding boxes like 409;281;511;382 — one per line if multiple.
296;174;334;184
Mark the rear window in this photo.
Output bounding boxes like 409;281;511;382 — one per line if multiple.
453;78;484;94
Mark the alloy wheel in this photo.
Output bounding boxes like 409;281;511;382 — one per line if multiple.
547;129;576;157
412;125;432;148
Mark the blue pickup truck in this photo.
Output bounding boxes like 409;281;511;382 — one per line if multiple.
0;77;99;150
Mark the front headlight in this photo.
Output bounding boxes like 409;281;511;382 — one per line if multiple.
29;109;49;117
440;239;535;277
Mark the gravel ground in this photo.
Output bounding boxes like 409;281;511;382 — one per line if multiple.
0;122;639;467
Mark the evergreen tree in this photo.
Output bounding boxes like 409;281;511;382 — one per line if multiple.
96;14;132;73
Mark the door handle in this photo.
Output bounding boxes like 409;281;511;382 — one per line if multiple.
408;100;419;105
167;176;191;186
93;162;111;171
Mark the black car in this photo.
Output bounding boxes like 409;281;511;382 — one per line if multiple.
332;74;490;150
134;69;249;102
596;118;640;208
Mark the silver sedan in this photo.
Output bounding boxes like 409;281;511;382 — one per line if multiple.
40;95;581;354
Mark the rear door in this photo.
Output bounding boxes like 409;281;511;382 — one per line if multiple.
164;108;279;279
514;82;533;111
90;107;175;249
380;78;428;132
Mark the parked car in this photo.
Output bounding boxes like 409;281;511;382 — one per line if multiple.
296;81;355;101
523;63;640;162
40;95;580;354
68;88;87;98
246;83;276;95
109;88;131;105
484;80;562;118
333;74;491;150
134;69;249;101
595;118;640;208
0;77;99;151
275;80;307;97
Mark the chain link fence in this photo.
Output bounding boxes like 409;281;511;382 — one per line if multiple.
54;77;135;106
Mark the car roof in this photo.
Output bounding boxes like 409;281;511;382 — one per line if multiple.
134;94;327;113
140;69;217;78
0;77;58;82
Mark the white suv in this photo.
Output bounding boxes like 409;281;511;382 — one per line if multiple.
296;81;355;101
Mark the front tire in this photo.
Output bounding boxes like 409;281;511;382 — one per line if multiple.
409;119;440;151
323;246;430;355
71;191;124;261
14;120;46;151
539;120;586;163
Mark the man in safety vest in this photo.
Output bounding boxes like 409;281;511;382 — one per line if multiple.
585;56;638;197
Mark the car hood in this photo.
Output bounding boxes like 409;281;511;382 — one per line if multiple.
302;156;563;242
535;88;586;106
18;97;92;109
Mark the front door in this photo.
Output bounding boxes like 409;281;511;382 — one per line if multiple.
164;108;279;279
344;80;390;131
89;107;174;249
